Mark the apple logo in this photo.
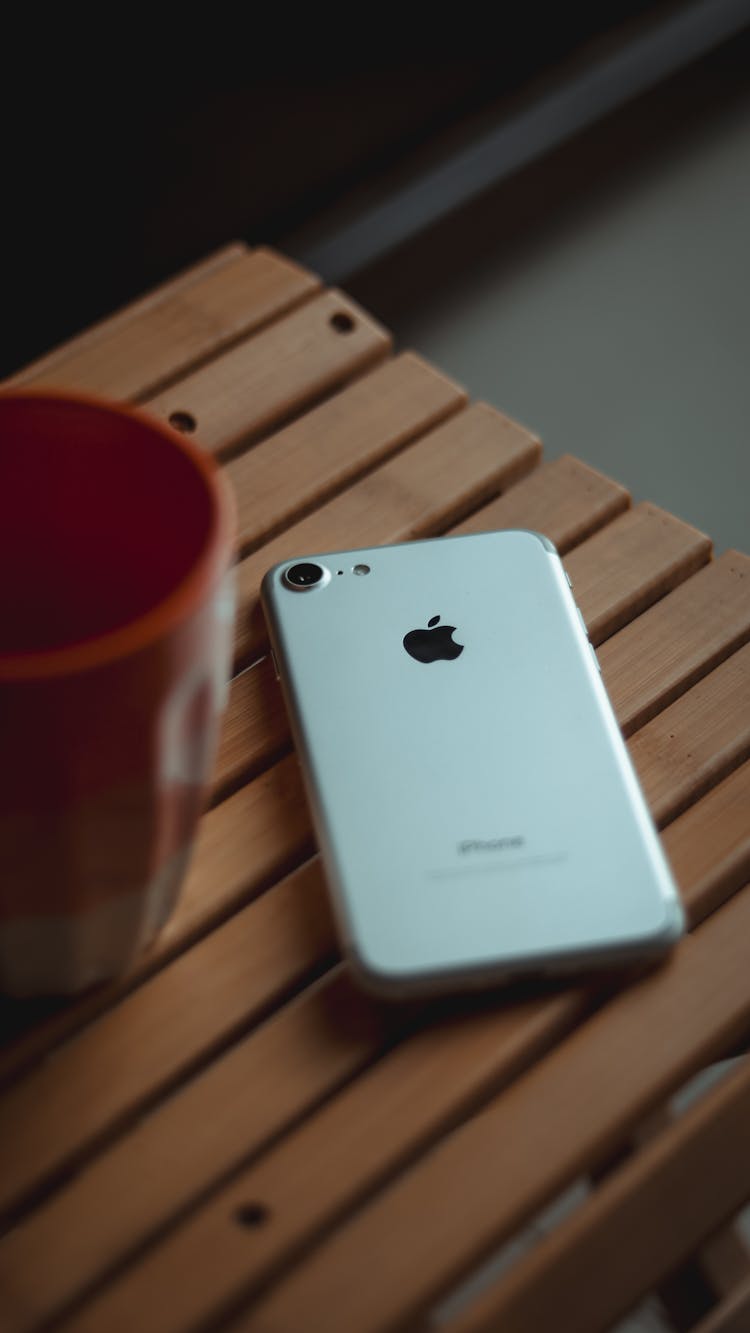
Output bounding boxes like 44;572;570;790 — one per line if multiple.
403;615;464;664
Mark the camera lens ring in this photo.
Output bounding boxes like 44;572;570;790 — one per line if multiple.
283;561;329;591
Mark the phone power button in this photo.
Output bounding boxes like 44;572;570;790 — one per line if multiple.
589;642;601;673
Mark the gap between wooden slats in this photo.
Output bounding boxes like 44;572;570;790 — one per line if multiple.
230;401;550;668
216;494;710;798
0;527;742;1128
0;755;314;1085
222;544;747;806
223;352;469;559
30;869;750;1333
143;290;391;461
0;488;729;1103
599;551;750;737
1;747;748;1328
206;878;750;1333
5;247;321;402
630;639;750;826
563;500;710;645
4;241;248;385
2;245;746;1327
443;1054;750;1333
0;401;541;1078
20;642;744;1325
0;450;622;1085
0;479;740;1226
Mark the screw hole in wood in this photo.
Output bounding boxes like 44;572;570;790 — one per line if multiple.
234;1202;270;1229
169;411;197;433
330;311;355;334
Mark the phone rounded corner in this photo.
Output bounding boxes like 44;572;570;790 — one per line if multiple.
512;528;559;555
344;934;426;1001
636;894;687;961
660;895;687;947
346;945;404;1000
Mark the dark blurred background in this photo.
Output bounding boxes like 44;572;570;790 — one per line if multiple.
3;1;749;556
4;1;741;378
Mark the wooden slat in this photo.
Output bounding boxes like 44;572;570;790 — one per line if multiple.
598;551;750;737
30;993;588;1333
48;876;750;1333
232;402;541;666
0;764;316;1219
0;870;336;1225
693;1273;750;1333
212;663;291;798
3;234;747;1333
662;761;750;926
0;756;312;1089
218;883;750;1333
216;498;717;795
6;247;320;401
143;290;391;459
3;569;746;1091
0;971;390;1333
447;1057;750;1333
632;641;750;826
452;454;630;550
6;754;748;1332
4;241;247;386
224;352;467;555
564;501;711;645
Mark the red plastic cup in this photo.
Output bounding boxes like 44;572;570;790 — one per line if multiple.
0;389;236;995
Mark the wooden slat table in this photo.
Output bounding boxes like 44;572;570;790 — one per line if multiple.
1;244;749;1333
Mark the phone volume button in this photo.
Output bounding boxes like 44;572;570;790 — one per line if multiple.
270;650;281;681
576;607;589;638
588;642;601;673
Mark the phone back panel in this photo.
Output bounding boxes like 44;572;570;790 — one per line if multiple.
262;531;683;993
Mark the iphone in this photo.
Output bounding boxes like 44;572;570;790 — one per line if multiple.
261;531;684;996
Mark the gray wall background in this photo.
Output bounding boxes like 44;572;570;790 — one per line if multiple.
350;52;750;555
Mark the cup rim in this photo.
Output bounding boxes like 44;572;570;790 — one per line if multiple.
0;387;236;681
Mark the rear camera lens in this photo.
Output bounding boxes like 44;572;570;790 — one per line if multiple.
284;562;325;589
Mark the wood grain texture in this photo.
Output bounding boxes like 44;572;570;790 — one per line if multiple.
1;550;743;1091
0;756;313;1089
662;761;750;927
4;233;748;1333
0;970;391;1333
232;402;541;666
224;352;467;555
598;551;750;737
564;501;711;645
5;247;320;402
227;884;750;1333
212;662;290;798
448;1056;750;1333
632;641;750;826
43;993;589;1333
0;759;318;1222
217;494;720;796
16;760;749;1333
4;242;247;385
143;290;391;459
452;454;630;551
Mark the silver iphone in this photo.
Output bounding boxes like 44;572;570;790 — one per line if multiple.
261;531;684;997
